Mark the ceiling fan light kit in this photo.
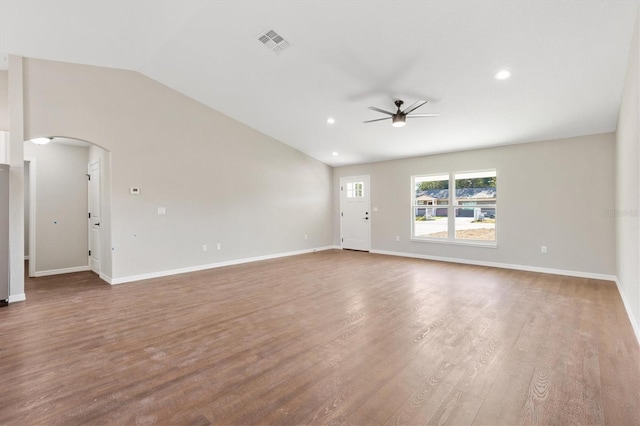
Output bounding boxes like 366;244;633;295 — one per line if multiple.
31;137;53;145
392;115;406;127
364;99;439;127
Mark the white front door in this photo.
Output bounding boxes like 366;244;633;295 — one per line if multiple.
340;175;371;251
88;161;101;274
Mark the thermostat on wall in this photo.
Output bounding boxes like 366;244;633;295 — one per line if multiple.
130;187;140;195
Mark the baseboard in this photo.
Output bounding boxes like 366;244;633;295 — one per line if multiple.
99;273;113;284
614;278;640;346
369;249;617;281
110;246;337;285
34;265;90;277
9;293;26;303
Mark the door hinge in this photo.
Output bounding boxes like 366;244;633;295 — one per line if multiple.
341;186;343;191
88;250;91;256
87;174;91;181
341;238;343;242
88;212;91;219
341;212;343;217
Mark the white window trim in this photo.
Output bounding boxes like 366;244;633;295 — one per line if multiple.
411;169;497;247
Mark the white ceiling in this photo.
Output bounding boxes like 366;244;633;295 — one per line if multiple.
1;1;638;166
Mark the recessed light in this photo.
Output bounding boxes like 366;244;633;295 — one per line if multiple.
495;69;511;80
332;151;339;156
327;117;335;124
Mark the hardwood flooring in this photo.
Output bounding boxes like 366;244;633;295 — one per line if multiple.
0;250;638;425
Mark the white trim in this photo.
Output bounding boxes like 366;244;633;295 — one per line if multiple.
99;273;113;284
110;246;337;285
9;293;26;303
24;156;36;278
34;265;90;277
370;249;617;281
410;237;497;248
614;278;640;345
23;256;29;260
88;159;101;275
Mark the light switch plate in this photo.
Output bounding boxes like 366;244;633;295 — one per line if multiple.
157;207;166;215
130;187;140;195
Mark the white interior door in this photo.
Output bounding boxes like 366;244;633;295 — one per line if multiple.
88;161;101;274
340;175;371;251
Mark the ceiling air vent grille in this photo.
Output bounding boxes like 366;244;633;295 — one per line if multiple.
257;28;291;55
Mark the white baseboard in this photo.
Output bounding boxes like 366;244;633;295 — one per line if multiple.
369;249;617;281
34;265;90;277
99;273;113;284
614;278;640;346
110;246;337;285
9;293;26;303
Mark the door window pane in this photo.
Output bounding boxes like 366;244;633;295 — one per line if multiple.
346;182;364;198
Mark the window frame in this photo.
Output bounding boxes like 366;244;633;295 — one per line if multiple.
411;169;497;247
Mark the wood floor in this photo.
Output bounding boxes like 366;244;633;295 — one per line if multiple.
1;250;638;425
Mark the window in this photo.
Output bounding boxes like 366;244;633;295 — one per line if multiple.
412;170;496;244
346;181;364;198
413;174;450;239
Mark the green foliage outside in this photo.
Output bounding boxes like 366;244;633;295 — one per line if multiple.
416;177;496;191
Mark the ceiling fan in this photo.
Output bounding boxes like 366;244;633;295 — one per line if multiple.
364;100;439;127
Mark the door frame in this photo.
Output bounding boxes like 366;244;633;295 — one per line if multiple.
339;174;371;251
88;159;101;274
25;156;36;278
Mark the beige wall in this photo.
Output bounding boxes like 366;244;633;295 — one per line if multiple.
0;70;7;132
616;10;640;339
334;133;616;276
24;142;89;273
0;71;8;163
20;58;333;281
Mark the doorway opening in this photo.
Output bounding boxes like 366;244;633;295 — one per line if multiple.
24;136;111;283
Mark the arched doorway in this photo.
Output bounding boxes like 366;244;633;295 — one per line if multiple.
23;136;112;284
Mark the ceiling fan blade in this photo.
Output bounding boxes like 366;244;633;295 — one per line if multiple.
402;100;428;115
363;117;391;123
368;106;395;116
407;113;440;118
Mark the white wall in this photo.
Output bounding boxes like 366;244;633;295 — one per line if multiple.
23;142;89;273
615;10;640;341
334;133;616;277
18;57;333;282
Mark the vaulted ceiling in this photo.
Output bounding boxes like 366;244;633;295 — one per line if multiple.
1;1;638;166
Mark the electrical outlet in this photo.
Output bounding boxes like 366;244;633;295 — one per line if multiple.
541;246;547;254
157;207;166;215
217;243;221;250
202;244;207;252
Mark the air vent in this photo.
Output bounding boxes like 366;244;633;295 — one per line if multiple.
257;28;291;55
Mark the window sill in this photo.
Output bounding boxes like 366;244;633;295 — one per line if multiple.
410;238;497;248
